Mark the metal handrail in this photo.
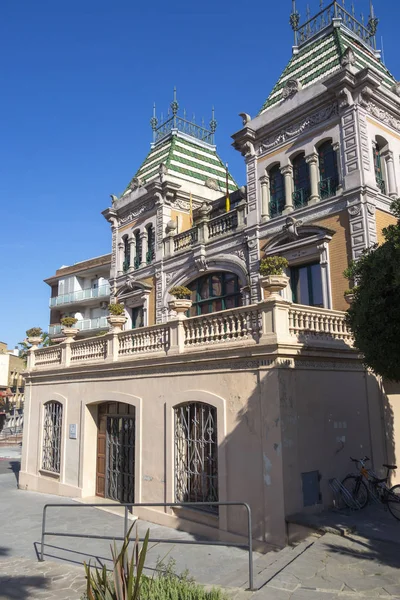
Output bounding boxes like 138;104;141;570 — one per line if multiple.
40;501;254;590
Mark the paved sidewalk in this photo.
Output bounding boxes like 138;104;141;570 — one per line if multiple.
1;456;400;599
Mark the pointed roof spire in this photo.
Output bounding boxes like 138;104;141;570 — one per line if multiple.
290;0;300;46
150;103;158;144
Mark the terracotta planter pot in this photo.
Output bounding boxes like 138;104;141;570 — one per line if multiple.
168;298;192;319
107;315;127;332
259;274;290;300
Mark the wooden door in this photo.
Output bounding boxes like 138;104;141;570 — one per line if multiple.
96;404;107;497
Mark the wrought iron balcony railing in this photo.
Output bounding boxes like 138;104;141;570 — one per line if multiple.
293;187;311;209
49;284;110;307
269;196;285;219
376;177;386;195
319;177;339;200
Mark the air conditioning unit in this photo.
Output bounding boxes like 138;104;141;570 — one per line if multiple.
100;301;108;310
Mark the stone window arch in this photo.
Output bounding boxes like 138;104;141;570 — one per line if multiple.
174;402;218;513
373;135;389;195
42;401;63;473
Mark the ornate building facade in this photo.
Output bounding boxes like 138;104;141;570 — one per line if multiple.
21;2;400;550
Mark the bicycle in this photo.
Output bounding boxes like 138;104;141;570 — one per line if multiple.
341;456;400;520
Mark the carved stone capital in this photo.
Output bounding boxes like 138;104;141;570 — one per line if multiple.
305;152;319;165
280;165;293;176
259;174;270;186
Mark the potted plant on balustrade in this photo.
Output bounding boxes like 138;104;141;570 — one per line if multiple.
60;317;79;339
259;256;290;300
168;286;192;317
107;302;127;332
343;262;358;305
25;327;44;348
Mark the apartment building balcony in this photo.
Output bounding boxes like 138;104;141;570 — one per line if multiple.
49;316;108;336
32;300;353;371
49;284;110;308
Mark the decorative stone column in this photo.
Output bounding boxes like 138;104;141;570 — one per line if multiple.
197;202;212;244
117;241;124;275
281;165;294;214
306;152;320;205
382;150;397;199
140;230;148;268
128;236;136;270
260;174;270;222
332;142;343;193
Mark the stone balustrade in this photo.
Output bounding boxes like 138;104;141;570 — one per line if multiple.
173;228;198;252
27;301;353;371
207;211;238;239
288;305;353;342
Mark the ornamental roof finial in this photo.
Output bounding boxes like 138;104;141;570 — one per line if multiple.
368;1;378;49
171;86;179;128
150;102;158;143
289;0;300;45
209;107;217;143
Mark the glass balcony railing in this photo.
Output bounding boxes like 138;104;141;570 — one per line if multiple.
49;316;109;336
49;284;110;307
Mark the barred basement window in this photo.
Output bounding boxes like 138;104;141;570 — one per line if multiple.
174;402;218;513
42;401;63;473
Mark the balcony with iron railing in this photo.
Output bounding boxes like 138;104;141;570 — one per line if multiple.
293;187;311;209
319;177;339;200
49;316;108;336
33;301;354;370
49;284;110;308
166;205;246;257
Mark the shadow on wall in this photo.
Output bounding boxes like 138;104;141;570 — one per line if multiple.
381;379;397;475
172;362;398;552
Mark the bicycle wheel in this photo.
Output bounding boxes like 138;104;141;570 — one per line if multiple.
341;475;369;509
387;484;400;520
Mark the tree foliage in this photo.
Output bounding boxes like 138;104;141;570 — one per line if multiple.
345;199;400;381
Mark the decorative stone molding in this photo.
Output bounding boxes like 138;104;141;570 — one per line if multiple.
340;47;356;68
259;102;338;153
204;178;219;190
282;216;303;239
391;82;400;97
239;112;251;125
194;256;208;272
363;101;400;134
119;201;154;226
282;79;302;100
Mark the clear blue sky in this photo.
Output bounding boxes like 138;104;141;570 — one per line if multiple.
1;0;398;349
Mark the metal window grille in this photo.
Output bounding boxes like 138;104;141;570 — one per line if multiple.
42;401;62;473
174;402;218;513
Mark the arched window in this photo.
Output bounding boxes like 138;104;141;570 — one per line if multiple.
134;231;142;269
187;272;242;316
269;165;285;218
292;153;311;208
146;224;155;264
318;141;339;199
373;139;387;194
174;402;218;513
122;236;130;273
42;401;63;473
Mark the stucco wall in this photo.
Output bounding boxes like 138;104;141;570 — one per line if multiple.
20;352;387;549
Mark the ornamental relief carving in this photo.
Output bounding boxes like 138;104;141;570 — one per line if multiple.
259;102;339;153
119;201;154;225
363;101;400;134
348;205;362;217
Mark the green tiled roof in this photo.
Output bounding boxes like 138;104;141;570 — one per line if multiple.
122;134;237;196
259;26;397;114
